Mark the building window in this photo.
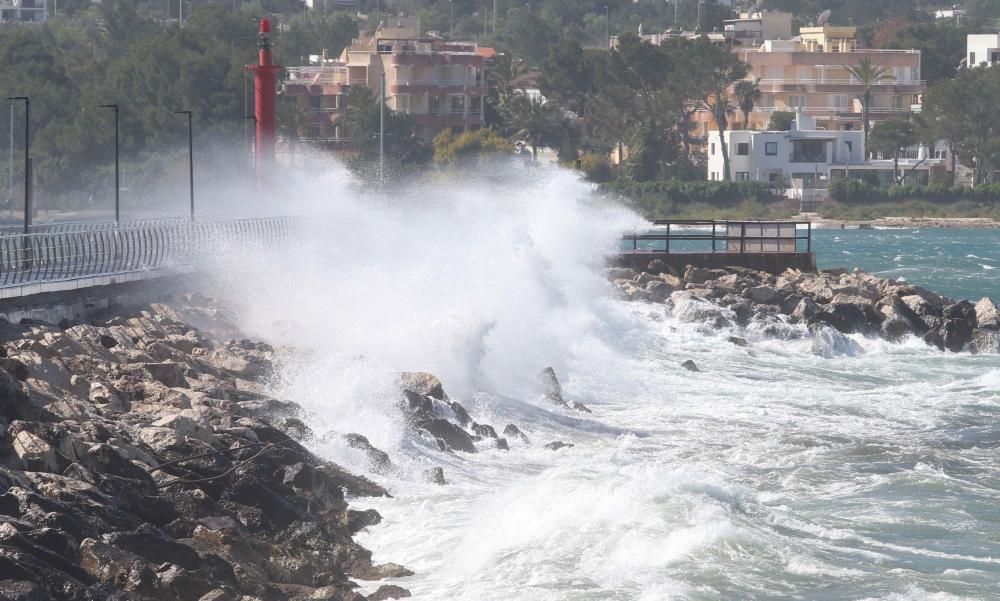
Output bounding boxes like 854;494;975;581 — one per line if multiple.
845;141;853;154
710;143;716;155
935;149;948;159
891;95;902;111
765;142;777;156
429;96;441;115
993;52;1000;64
970;52;976;65
310;95;322;110
737;142;750;156
768;172;783;183
470;96;482;115
306;125;322;140
831;94;848;110
395;95;411;113
736;172;750;181
450;95;465;115
788;95;806;109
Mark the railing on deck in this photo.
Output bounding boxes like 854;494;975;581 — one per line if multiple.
0;217;298;289
622;220;812;254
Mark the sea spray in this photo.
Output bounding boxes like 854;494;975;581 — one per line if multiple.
202;164;1000;600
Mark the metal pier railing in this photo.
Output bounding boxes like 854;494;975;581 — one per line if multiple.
622;220;812;254
0;217;299;296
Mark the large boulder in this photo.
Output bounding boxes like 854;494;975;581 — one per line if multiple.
941;318;973;353
398;372;447;400
416;419;475;453
975;297;1000;330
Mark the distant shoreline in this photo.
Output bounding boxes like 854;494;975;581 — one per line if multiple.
796;215;1000;229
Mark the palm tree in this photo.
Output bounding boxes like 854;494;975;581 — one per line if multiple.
733;79;762;130
845;58;895;148
503;93;562;160
276;95;310;161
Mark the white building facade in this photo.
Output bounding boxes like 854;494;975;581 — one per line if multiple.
707;113;864;187
0;0;47;23
967;34;1000;68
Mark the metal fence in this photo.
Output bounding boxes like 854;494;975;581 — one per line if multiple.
0;217;299;289
622;220;812;254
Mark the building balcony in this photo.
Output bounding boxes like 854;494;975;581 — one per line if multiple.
757;78;926;91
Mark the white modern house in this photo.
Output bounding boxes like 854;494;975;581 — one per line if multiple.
707;110;951;209
0;0;47;23
967;34;1000;68
707;111;864;186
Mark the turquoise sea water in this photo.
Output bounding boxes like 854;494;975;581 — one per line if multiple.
813;228;1000;302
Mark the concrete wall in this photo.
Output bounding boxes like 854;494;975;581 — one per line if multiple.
615;252;817;275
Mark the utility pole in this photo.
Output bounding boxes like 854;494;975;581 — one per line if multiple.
674;0;679;30
493;0;497;33
7;97;29;234
605;5;610;48
379;70;385;185
98;104;120;222
450;0;454;38
174;110;194;221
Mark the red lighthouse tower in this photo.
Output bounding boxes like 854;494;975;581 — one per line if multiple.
247;18;282;186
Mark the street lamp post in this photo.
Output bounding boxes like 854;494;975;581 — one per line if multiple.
245;114;257;177
174;110;194;221
7;96;29;234
99;104;120;222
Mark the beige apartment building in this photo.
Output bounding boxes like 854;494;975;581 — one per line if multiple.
693;25;924;137
282;19;492;153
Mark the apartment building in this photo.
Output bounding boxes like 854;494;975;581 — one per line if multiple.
282;19;491;152
722;11;793;45
0;0;47;23
693;25;924;137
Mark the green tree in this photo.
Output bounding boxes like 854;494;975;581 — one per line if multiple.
503;93;563;160
433;128;511;164
869;119;916;184
733;79;761;130
845;57;895;147
877;20;968;84
922;67;1000;185
692;39;749;181
767;111;795;131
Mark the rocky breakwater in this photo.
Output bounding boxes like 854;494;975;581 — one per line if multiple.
609;260;1000;354
0;297;414;601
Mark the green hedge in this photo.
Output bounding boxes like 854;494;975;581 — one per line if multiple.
829;179;1000;203
600;179;783;204
599;179;793;220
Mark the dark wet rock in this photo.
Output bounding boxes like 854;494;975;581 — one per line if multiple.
79;538;159;596
417;419;476;453
502;424;529;444
369;584;412;600
0;580;51;601
401;390;433;418
447;402;472;427
567;400;592;413
539;367;565;406
279;417;313;441
943;300;976;323
680;360;700;372
941;318;973;353
423;467;446;485
495;438;510;451
544;441;574;451
728;336;750;347
471;423;498;439
345;434;392;474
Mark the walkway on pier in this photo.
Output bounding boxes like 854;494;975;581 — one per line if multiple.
0;217;297;299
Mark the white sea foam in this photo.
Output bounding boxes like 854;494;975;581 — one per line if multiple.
203;163;1000;600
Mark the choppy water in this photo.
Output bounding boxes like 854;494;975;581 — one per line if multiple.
209;167;1000;601
814;228;1000;302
